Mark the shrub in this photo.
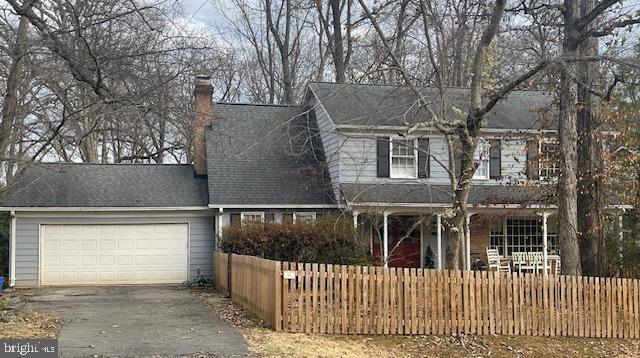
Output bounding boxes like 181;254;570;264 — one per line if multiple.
220;218;371;265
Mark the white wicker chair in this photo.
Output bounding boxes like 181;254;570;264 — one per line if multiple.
528;252;545;275
486;247;510;273
512;252;534;274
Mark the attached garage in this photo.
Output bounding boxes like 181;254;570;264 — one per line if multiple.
40;223;189;285
0;163;215;287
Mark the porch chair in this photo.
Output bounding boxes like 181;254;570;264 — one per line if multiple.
486;247;510;273
528;252;545;275
554;257;561;275
512;252;534;274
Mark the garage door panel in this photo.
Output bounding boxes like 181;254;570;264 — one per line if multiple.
41;224;188;285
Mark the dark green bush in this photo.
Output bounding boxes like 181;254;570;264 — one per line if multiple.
220;218;371;265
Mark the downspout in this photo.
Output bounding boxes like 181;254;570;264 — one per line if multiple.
9;210;16;287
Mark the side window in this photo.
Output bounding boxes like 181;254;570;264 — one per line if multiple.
473;138;490;180
240;212;264;224
539;140;560;180
293;212;316;223
390;138;417;178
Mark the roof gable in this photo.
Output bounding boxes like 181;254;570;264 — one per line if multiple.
205;103;335;206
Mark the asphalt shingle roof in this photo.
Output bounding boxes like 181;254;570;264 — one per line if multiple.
0;163;209;207
205;103;335;206
341;183;554;206
308;82;557;130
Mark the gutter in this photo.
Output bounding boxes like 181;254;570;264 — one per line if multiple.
207;204;338;209
0;206;211;212
335;124;620;137
9;210;15;287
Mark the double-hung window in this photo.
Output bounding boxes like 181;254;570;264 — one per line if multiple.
473;138;490;180
390;138;417;178
240;212;264;224
293;212;316;223
539;139;560;180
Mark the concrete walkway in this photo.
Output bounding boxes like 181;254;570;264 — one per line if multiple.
26;286;249;357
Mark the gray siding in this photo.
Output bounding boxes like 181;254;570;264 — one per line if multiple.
334;133;527;186
14;210;214;287
312;96;343;202
339;135;452;184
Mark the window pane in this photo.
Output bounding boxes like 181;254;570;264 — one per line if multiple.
473;140;490;179
391;139;416;178
392;139;413;156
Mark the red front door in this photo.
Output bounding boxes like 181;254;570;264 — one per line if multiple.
372;216;421;268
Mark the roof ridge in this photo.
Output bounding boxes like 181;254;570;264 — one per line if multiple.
216;102;303;107
309;81;554;93
32;162;193;167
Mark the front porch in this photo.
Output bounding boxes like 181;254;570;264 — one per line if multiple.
353;207;560;272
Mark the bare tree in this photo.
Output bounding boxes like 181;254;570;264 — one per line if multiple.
359;0;551;269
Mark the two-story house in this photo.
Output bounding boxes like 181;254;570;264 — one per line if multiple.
0;77;625;287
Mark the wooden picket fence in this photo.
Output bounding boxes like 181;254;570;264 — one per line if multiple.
214;252;640;338
213;251;281;328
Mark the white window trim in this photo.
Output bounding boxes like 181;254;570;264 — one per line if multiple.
389;137;418;179
494;217;557;255
472;138;490;180
293;212;317;223
539;137;560;181
240;211;265;223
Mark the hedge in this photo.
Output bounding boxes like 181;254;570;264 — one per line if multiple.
219;218;371;265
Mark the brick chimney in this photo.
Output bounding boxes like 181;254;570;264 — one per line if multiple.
193;75;213;176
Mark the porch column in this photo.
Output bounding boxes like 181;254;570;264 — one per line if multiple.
9;210;16;287
437;213;443;269
217;207;224;250
465;213;472;271
383;212;389;268
420;216;425;268
541;211;550;276
353;211;359;229
619;210;625;274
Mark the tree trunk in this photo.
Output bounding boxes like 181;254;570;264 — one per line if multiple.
330;0;346;83
446;136;476;270
0;2;31;169
558;0;582;276
576;0;605;277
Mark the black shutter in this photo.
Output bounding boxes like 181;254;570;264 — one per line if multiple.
418;138;430;178
376;137;390;178
527;139;539;180
489;139;501;179
230;213;241;226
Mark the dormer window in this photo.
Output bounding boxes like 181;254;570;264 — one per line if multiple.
390;138;417;178
473;138;490;180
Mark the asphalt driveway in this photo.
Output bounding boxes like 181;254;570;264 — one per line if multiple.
26;286;248;357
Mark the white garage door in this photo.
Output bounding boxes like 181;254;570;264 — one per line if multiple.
40;223;189;285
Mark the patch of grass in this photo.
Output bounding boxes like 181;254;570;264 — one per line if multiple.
0;299;13;310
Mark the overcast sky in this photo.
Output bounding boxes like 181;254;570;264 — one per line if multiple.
180;0;220;28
